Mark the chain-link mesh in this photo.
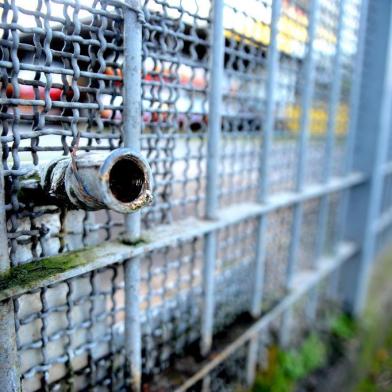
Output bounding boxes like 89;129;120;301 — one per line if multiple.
0;0;366;390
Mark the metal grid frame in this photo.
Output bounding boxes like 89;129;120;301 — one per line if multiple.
0;0;391;391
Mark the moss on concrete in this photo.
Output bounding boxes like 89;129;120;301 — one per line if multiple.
0;248;96;292
0;236;150;295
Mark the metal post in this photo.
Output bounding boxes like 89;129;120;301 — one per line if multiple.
307;0;346;321
246;335;259;386
281;0;319;346
0;143;20;391
342;0;392;315
201;0;225;356
314;0;346;262
246;0;282;384
336;0;369;249
251;0;282;318
330;0;369;304
123;1;143;390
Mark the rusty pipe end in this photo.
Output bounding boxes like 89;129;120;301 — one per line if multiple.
42;149;153;213
98;148;153;213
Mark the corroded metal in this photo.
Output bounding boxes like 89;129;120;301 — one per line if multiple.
41;148;153;213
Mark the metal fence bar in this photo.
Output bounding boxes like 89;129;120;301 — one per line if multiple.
201;0;225;357
247;0;282;384
343;0;392;315
307;0;347;320
286;0;319;286
0;0;380;387
314;0;346;262
251;0;282;318
352;0;392;313
336;0;369;248
374;205;392;234
123;1;143;389
0;143;20;392
330;0;369;304
245;335;258;386
281;0;320;346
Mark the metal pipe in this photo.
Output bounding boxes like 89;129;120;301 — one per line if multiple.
41;148;153;213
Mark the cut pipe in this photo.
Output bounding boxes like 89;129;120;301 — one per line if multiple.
41;148;153;213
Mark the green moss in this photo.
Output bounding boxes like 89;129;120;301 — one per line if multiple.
0;237;151;295
0;249;94;292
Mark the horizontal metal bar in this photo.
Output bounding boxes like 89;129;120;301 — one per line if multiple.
174;242;358;392
0;172;365;302
374;206;392;234
381;160;392;176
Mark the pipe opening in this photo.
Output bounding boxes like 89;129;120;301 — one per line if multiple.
109;159;144;203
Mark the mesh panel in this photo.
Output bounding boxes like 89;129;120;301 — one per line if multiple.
298;198;320;270
263;207;293;310
141;0;210;226
1;0;126;266
1;0;212;265
141;237;203;376
214;218;257;331
15;263;126;391
206;343;248;392
0;0;365;390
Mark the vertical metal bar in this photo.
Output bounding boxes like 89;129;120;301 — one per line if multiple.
247;0;282;383
246;335;259;386
342;0;392;315
336;0;369;246
201;375;211;392
0;144;20;391
251;0;282;318
286;0;319;288
353;2;392;313
123;1;143;390
205;0;224;222
281;0;319;346
200;0;225;357
314;0;346;262
329;0;369;304
307;0;346;320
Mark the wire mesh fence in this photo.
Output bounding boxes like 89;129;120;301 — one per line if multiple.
0;0;391;390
